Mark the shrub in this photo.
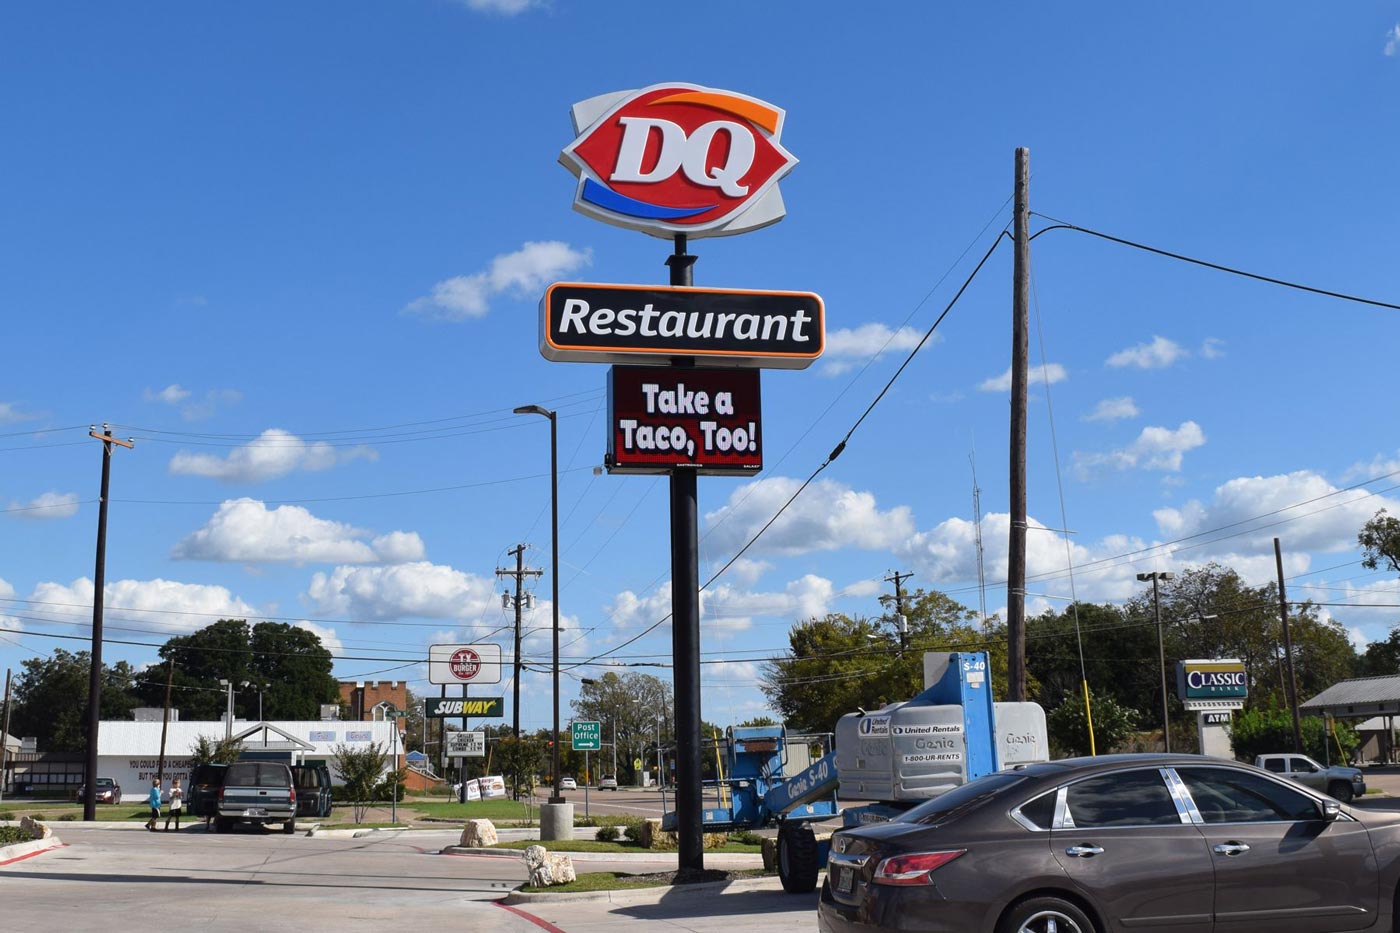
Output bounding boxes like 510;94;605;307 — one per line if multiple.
0;826;29;845
622;818;645;844
594;824;620;842
59;813;77;822
729;829;763;846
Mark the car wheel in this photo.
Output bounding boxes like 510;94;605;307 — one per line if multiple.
215;817;232;834
997;896;1097;933
777;822;819;894
1329;781;1355;803
283;820;296;835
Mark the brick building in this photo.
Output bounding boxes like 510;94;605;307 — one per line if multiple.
338;680;408;722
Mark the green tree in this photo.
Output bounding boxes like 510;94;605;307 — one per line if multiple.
1359;510;1400;574
9;650;140;751
570;672;673;785
188;734;243;765
1027;602;1159;715
1359;628;1400;677
1227;707;1358;763
1046;688;1138;757
737;716;779;727
331;741;388;823
493;734;547;796
137;619;338;721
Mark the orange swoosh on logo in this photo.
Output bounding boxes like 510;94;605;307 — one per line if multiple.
649;91;780;134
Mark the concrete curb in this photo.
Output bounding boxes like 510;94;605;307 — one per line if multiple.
0;836;65;867
441;846;764;867
502;874;782;905
306;826;412;839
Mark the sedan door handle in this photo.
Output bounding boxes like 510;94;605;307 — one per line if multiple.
1213;842;1250;857
1065;844;1104;858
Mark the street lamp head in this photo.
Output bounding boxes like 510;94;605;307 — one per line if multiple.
513;404;555;420
1136;571;1176;582
218;679;230;687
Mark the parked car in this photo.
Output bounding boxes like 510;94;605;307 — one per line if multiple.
559;776;577;791
1256;752;1366;802
291;762;333;819
215;761;297;834
76;777;122;804
187;762;229;820
598;774;618;791
818;753;1400;933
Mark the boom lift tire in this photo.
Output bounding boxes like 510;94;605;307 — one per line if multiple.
778;821;819;893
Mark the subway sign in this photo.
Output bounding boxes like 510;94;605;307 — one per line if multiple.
426;697;504;718
540;282;823;369
559;83;797;238
607;366;761;475
1176;659;1248;701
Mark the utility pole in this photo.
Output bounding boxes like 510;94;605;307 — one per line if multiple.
83;424;133;821
1275;538;1304;754
1007;148;1030;703
1138;572;1175;753
496;543;541;798
157;653;176;783
883;570;913;651
1;668;11;803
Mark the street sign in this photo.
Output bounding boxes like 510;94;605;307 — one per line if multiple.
633;758;643;770
541;283;823;369
425;696;504;718
559;83;797;239
1176;658;1248;711
446;731;486;758
607;366;762;475
572;720;601;751
428;644;503;685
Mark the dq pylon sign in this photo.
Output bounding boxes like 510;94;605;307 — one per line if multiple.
559;83;797;238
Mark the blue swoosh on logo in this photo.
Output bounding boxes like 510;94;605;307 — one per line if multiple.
581;179;711;220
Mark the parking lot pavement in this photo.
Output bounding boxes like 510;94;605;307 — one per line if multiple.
1;825;539;931
506;885;818;932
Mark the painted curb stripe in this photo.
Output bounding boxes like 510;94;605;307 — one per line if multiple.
495;901;570;933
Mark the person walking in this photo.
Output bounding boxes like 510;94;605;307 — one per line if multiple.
145;779;162;832
163;778;184;832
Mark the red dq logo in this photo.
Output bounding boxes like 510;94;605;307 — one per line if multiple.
560;83;797;238
449;648;481;680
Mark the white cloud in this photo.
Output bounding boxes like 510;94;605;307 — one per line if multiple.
294;620;344;657
978;363;1067;392
1152;470;1400;556
1386;24;1400;57
461;0;544;14
606;574;847;641
1083;396;1140;423
1200;337;1226;360
0;403;41;425
28;577;258;634
169;429;375;483
820;324;927;375
726;558;773;587
180;389;243;422
10;491;79;520
1074;421;1206;475
173;499;424;565
703;477;914;557
1106;335;1186;369
306;562;497;620
406;241;591;321
0;577;20;632
1343;451;1400;484
144;384;191;405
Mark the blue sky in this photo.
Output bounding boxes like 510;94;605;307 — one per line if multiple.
3;2;1400;729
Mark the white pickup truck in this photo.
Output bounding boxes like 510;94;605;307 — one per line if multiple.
1256;753;1366;802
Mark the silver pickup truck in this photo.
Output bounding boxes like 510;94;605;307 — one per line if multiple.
215;761;297;834
1256;753;1366;802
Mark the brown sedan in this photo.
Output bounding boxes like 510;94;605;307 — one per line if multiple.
818;753;1399;933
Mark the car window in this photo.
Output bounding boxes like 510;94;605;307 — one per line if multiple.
1261;758;1285;773
897;771;1028;826
1177;767;1320;823
224;764;259;787
1015;790;1057;829
1291;758;1318;773
1064;769;1181;828
258;764;291;787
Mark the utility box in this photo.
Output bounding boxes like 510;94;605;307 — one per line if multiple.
834;652;1049;805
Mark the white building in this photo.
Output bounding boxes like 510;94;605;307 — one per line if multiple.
97;719;400;802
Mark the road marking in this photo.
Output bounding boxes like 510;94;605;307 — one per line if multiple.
495;901;570;932
0;842;67;867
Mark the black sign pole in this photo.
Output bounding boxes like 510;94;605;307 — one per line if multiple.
666;233;704;874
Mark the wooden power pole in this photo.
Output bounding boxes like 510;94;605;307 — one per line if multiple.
1007;148;1030;702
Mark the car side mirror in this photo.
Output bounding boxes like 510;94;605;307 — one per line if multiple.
1321;800;1342;822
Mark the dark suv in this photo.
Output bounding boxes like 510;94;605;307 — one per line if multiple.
291;762;333;819
215;761;297;834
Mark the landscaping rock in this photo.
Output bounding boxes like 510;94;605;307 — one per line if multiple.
761;836;778;871
523;844;576;886
19;816;51;840
639;818;729;850
459;818;498;847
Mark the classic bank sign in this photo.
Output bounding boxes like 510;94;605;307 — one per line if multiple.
1177;659;1248;702
559;83;798;238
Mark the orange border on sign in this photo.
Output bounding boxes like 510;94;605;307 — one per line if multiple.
542;282;825;361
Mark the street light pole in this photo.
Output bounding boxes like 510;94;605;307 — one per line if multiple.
218;679;237;740
514;405;563;811
1138;572;1175;753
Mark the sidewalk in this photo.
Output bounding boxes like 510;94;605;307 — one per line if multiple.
500;880;816;931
